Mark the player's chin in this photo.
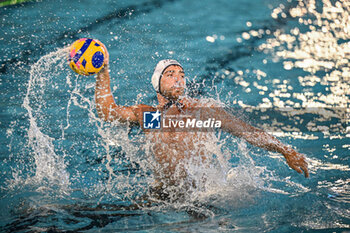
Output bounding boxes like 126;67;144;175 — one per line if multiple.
172;88;184;97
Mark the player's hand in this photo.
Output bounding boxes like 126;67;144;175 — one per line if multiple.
283;150;309;178
95;39;109;66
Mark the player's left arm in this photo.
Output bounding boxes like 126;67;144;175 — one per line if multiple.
213;108;309;177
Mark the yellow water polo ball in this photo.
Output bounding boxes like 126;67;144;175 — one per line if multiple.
68;38;106;76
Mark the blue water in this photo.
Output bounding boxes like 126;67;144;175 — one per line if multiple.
1;0;349;232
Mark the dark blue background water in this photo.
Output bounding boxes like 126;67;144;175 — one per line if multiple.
1;0;349;232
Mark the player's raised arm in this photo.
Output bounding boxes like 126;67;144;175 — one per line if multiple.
212;108;309;177
95;65;140;123
93;41;140;123
94;42;156;125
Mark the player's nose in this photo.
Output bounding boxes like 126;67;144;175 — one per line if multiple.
174;73;183;81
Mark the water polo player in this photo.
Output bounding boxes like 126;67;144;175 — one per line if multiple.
94;44;309;197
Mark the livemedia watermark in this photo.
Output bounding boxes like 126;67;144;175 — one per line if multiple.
141;107;348;133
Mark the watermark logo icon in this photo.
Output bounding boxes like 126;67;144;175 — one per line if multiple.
143;110;161;129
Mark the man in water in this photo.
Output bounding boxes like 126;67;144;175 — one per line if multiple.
95;51;309;196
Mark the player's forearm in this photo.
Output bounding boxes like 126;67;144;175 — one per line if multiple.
221;112;291;156
221;111;308;177
241;127;309;177
94;66;138;123
95;65;117;121
241;129;292;156
96;65;111;96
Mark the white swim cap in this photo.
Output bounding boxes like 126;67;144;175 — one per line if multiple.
151;59;182;93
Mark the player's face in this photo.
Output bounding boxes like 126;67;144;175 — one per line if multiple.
160;65;185;100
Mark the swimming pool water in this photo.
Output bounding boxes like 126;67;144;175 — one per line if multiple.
1;0;349;232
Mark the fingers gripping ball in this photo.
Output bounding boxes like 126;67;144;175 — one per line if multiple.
68;38;106;76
